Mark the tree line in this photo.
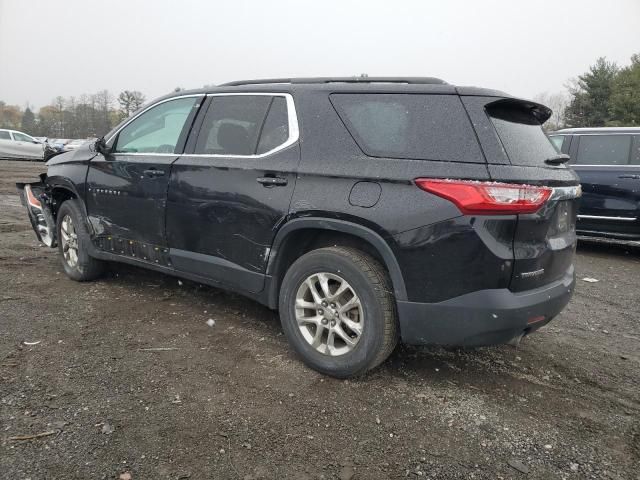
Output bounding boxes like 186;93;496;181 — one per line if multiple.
0;90;146;139
531;53;639;131
1;53;639;138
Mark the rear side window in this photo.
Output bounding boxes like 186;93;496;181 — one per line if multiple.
575;135;632;165
632;136;640;165
0;131;10;140
330;94;483;162
195;95;291;156
487;103;558;166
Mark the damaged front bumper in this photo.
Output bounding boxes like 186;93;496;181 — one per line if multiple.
16;175;57;247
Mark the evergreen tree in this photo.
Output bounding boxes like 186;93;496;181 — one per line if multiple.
609;54;640;126
565;57;618;127
21;107;36;134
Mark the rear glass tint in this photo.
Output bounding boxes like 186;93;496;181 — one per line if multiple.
487;103;558;166
330;94;483;162
576;135;632;165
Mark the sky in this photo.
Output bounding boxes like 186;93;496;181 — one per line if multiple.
1;0;639;108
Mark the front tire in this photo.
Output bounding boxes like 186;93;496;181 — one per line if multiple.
56;200;105;281
279;247;398;378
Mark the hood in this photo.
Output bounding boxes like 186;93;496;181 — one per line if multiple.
46;138;98;166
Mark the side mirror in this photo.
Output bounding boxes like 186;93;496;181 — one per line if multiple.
94;137;112;157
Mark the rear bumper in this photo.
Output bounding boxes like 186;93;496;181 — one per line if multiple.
397;266;575;346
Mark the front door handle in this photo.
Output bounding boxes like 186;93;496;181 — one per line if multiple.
144;169;165;177
618;174;640;180
256;176;288;187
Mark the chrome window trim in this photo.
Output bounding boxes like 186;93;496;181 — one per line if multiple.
578;215;637;222
572;133;640;136
550;185;582;201
106;92;299;160
572;164;640;168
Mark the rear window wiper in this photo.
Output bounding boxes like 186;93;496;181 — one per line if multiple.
544;154;570;165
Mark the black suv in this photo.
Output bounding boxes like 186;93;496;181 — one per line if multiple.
550;127;640;242
18;77;581;377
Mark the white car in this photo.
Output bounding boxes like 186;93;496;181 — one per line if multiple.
0;129;45;161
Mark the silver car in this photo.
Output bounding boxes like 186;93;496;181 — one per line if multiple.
0;129;45;161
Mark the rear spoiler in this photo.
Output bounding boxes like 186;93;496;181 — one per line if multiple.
485;97;552;124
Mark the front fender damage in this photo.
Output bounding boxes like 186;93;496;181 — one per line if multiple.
16;173;57;248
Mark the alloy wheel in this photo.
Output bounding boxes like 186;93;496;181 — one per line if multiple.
60;214;79;268
294;272;364;356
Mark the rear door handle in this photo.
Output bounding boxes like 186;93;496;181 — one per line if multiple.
256;176;288;187
618;174;640;179
144;169;165;177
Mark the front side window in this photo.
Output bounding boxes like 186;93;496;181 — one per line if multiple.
194;95;291;156
576;135;632;165
13;132;34;142
549;135;564;152
114;97;197;154
0;131;10;140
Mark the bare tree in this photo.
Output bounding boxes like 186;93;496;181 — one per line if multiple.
533;91;569;131
118;90;146;119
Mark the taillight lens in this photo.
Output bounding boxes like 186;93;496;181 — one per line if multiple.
415;179;552;215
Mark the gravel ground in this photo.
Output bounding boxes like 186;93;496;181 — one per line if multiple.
0;160;638;480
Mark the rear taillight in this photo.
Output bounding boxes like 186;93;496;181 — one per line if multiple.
415;179;552;215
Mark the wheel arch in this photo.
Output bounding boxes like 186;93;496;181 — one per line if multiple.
265;217;407;309
45;177;88;218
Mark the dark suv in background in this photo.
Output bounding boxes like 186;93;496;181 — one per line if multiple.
18;77;581;377
550;127;640;242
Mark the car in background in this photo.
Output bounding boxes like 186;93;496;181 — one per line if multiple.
550;127;640;242
47;139;68;152
0;129;45;161
63;139;88;151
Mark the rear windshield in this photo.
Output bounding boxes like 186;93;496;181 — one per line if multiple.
487;103;558;166
330;94;483;163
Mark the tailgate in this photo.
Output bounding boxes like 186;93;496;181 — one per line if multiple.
462;95;581;291
511;188;579;291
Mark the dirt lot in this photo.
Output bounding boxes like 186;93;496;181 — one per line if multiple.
0;160;638;480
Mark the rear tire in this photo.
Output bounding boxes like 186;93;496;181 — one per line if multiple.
56;199;105;282
279;246;398;378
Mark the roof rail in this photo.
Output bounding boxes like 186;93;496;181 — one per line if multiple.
221;77;448;87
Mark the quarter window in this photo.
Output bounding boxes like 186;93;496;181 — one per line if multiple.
194;95;291;156
114;97;197;154
330;94;483;162
0;131;10;140
576;135;632;165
